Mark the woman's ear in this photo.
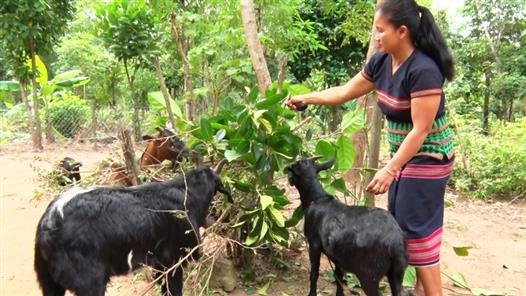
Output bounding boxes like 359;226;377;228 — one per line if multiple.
398;25;409;40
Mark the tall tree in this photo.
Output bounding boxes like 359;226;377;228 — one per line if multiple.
241;0;272;94
170;10;196;122
96;0;159;140
458;0;526;132
0;0;75;151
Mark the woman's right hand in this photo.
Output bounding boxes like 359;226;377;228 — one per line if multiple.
284;95;309;111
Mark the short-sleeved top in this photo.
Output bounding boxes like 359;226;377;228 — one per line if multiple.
361;49;454;159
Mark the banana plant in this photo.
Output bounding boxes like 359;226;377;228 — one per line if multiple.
26;55;89;141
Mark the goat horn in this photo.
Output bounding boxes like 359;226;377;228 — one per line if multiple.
308;156;323;162
213;158;228;174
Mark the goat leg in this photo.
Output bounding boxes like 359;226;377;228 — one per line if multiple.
334;266;345;296
359;279;382;296
166;266;184;296
308;244;322;296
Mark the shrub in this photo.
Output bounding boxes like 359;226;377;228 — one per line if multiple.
452;117;526;199
50;93;90;138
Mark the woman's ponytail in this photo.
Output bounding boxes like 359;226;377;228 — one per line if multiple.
378;0;455;81
416;5;455;81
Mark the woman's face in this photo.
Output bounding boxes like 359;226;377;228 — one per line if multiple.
374;11;403;53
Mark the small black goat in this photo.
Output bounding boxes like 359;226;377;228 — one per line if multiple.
34;165;232;296
57;157;82;186
287;157;408;296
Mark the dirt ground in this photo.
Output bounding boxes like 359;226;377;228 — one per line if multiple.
1;140;525;296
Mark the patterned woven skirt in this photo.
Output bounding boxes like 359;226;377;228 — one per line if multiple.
388;155;455;267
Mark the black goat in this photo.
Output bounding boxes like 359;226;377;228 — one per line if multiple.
57;157;82;186
34;165;232;296
287;157;408;296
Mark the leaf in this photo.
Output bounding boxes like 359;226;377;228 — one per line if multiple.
200;118;213;141
453;246;472;256
451;272;470;289
0;81;20;92
40;84;56;97
470;287;504;296
315;140;336;160
26;55;48;85
259;221;269;241
341;109;365;134
55;77;90;88
402;266;416;287
258;281;270;295
259;118;273;133
231;220;246;228
285;205;304;227
214;129;226;142
232;180;254;192
247;86;259;102
253;109;267;120
268;207;285;228
51;70;82;83
336;136;355;171
331;178;349;194
255;92;285;109
306;128;313;141
288;84;311;95
245;233;259;246
147;91;184;119
225;149;242;162
260;195;274;210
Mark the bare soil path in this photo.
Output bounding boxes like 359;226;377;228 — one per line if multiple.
1;141;525;295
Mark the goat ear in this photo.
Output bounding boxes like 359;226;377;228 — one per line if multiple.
315;158;335;172
142;135;154;140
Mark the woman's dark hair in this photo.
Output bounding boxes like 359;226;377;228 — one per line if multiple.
378;0;455;81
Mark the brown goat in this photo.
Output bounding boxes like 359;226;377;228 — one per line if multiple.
140;127;194;170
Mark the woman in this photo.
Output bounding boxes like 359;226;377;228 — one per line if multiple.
286;1;455;295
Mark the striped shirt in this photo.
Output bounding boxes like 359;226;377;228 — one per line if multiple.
361;49;454;159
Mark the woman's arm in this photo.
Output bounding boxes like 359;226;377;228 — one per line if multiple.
285;72;375;109
366;95;441;195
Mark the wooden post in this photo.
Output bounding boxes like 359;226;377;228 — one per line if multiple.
118;129;140;186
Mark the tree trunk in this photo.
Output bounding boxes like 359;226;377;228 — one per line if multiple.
507;97;513;122
483;71;490;135
154;55;177;130
45;96;55;143
364;104;384;205
277;54;287;94
91;97;98;136
344;0;384;205
110;78;117;111
240;0;272;94
329;106;341;132
171;12;195;122
30;41;43;151
118;129;139;186
19;80;33;134
124;60;142;141
19;80;32;118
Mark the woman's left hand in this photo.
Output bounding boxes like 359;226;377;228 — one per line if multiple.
366;167;396;195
